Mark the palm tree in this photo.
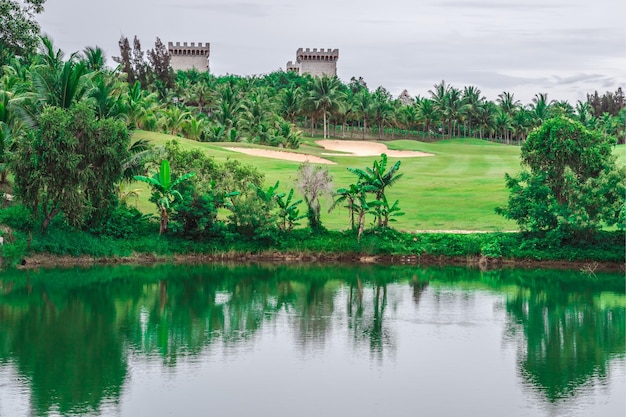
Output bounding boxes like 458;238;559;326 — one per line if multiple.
353;89;373;139
280;86;301;125
119;80;159;129
463;86;484;137
33;38;90;109
370;93;393;140
348;153;403;227
429;80;450;138
82;46;106;72
529;93;551;127
575;100;594;127
304;75;346;139
416;98;437;139
444;87;465;138
494;109;513;143
497;91;521;116
476;101;497;140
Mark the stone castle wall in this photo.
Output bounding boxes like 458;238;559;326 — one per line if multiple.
286;48;339;77
168;42;210;72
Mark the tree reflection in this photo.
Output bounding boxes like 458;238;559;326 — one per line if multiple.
0;264;623;416
506;283;625;403
0;281;127;416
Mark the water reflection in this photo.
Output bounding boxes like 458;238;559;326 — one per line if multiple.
0;265;623;416
504;274;625;403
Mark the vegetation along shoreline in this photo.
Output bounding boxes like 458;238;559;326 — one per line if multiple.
0;27;624;273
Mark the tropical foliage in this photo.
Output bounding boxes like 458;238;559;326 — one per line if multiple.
497;117;625;240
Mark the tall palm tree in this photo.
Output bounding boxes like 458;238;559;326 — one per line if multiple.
304;75;346;139
497;91;521;116
370;93;393;140
445;87;465;138
353;89;373;139
429;80;450;138
416;98;437;139
463;86;484;137
494;109;513;143
529;93;551;127
280;86;301;125
476;101;497;140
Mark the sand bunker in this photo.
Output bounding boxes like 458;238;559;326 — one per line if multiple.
225;147;336;164
316;140;434;157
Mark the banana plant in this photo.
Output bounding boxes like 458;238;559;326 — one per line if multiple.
134;159;195;234
276;187;305;232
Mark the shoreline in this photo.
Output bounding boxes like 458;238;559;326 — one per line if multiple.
16;251;625;273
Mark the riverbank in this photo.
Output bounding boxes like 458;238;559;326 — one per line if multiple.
17;251;624;272
3;227;624;272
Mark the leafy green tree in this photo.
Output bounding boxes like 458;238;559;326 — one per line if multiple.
134;159;195;234
0;0;45;65
497;116;625;240
11;102;130;233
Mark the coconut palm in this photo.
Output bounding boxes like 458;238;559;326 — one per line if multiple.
33;38;90;109
353;89;373;139
416;98;437;139
463;86;484;137
304;75;346;139
280;86;301;125
476;101;497;140
429;80;450;138
529;93;551;127
82;46;106;72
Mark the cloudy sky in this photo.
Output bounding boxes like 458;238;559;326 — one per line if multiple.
38;0;625;104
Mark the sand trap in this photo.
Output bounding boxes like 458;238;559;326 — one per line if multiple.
316;140;434;157
225;147;336;164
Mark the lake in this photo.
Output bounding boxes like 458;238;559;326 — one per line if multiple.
0;264;624;417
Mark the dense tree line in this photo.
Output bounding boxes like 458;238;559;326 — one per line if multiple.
0;16;623;254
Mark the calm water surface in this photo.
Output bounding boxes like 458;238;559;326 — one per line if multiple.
0;264;623;417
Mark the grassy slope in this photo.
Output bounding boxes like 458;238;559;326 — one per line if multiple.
131;132;619;232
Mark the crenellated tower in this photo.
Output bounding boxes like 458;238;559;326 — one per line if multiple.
286;48;339;77
168;42;210;72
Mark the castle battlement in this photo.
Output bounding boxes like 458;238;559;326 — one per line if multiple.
168;41;210;72
168;42;210;57
296;48;339;63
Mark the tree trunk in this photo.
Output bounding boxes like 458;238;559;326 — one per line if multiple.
159;206;169;234
323;112;327;139
357;210;366;242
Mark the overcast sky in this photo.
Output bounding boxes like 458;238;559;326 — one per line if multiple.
37;0;625;104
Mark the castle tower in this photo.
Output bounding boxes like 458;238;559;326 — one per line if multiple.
286;48;339;77
168;42;210;72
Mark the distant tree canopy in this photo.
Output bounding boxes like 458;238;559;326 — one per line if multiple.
497;116;625;240
114;35;174;89
587;88;625;117
0;0;45;65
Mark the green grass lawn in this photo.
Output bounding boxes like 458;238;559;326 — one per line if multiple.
132;131;617;232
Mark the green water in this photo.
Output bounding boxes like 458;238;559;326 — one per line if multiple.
0;264;623;417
